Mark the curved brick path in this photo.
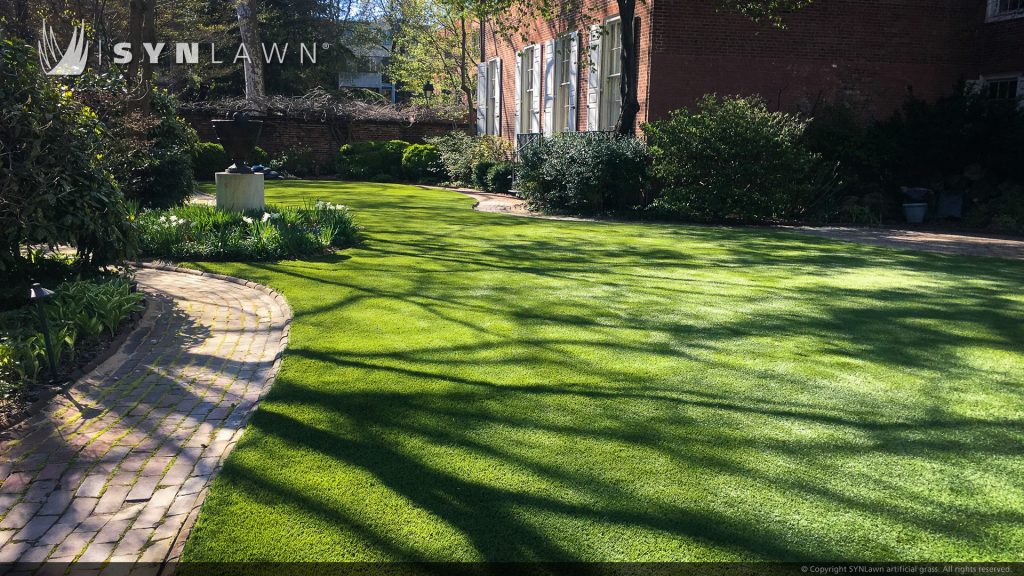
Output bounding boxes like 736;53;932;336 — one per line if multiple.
0;266;290;569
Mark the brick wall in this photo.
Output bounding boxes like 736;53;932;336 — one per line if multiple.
969;3;1024;79
484;0;1021;137
182;112;470;167
649;0;984;120
483;0;654;137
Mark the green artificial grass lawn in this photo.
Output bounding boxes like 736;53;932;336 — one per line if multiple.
181;181;1024;562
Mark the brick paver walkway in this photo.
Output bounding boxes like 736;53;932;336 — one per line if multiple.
787;226;1024;260
0;266;290;571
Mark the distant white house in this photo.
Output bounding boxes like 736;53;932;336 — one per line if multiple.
337;25;396;103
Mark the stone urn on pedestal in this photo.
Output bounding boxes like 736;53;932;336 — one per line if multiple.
213;113;265;211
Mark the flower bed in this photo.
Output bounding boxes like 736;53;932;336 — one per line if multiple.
136;201;359;261
1;276;145;425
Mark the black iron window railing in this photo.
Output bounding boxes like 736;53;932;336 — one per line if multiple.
516;132;543;152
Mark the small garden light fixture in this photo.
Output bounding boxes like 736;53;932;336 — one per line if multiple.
29;283;59;377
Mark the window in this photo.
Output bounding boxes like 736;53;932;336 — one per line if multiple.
519;45;538;133
983;76;1020;101
485;58;499;135
599;18;622;131
553;35;573;133
477;58;500;136
987;0;1024;20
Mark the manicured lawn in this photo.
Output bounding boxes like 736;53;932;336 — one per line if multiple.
182;181;1024;562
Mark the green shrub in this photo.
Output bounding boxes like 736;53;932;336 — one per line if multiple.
73;72;198;207
644;95;822;223
193;142;232;180
486;162;516;194
0;38;135;307
425;132;514;186
876;93;1023;230
804;93;1024;229
517;133;649;214
336;140;410;180
272;145;323;178
137;202;359;261
426;132;476;185
401;144;442;182
251;146;270;166
474;160;496;191
132;89;198;207
193;143;270;180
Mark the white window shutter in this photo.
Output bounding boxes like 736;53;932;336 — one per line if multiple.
476;62;487;135
568;31;579;132
587;25;602;132
514;51;522;136
536;44;544;132
543;40;555;137
493;58;502;136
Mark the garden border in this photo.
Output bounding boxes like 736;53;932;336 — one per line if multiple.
1;298;152;436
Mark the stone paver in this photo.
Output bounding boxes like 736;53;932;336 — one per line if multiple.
462;190;531;215
0;266;290;569
786;226;1024;260
455;189;596;221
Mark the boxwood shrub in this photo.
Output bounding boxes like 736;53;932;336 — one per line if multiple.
336;140;410;180
192;142;231;180
516;133;649;214
401;143;442;183
473;160;496;191
486;162;516;194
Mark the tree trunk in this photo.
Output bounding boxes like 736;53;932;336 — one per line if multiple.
127;0;142;84
614;0;640;136
236;0;266;102
12;0;31;40
139;0;155;112
126;0;154;112
460;17;474;118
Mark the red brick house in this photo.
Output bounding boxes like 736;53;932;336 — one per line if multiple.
475;0;1024;140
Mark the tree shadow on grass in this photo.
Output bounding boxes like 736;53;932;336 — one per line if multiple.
187;189;1024;562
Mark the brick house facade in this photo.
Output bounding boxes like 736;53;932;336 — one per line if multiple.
477;0;1024;140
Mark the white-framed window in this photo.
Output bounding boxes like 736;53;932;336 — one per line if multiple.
477;57;501;136
517;45;540;134
983;76;1021;101
987;0;1024;21
486;58;500;134
553;34;573;133
971;75;1024;109
599;17;622;131
520;44;536;132
978;74;1019;106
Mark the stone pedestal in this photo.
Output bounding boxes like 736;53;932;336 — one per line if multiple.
215;172;264;212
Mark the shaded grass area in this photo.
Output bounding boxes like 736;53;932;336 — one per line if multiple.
182;181;1024;562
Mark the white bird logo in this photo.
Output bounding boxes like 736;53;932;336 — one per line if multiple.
37;21;90;76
